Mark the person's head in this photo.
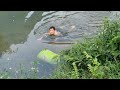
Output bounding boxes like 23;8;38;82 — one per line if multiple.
49;26;56;35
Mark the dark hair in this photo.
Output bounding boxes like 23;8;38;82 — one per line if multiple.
49;26;56;30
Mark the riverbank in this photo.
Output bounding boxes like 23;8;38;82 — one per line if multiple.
1;15;120;79
0;11;116;79
50;16;120;79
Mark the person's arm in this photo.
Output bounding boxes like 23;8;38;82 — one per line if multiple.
55;31;62;36
66;26;76;33
37;33;49;40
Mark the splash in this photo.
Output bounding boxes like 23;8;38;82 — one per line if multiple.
25;11;34;22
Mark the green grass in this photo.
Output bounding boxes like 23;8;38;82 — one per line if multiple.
51;17;120;79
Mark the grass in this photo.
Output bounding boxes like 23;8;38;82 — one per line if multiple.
50;17;120;79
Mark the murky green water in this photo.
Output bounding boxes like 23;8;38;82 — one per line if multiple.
0;11;112;78
0;11;43;53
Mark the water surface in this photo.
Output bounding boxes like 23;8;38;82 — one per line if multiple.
0;11;111;78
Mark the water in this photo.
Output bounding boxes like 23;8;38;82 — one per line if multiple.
0;11;112;78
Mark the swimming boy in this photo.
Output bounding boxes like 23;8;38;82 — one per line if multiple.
37;26;76;40
48;26;62;36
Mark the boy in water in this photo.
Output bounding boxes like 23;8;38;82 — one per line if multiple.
37;26;76;40
48;26;76;36
48;26;62;36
